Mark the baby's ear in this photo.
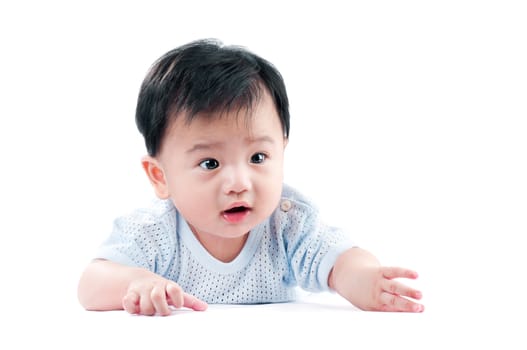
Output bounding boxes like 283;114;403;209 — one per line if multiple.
141;156;170;199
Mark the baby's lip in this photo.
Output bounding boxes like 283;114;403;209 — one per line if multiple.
221;202;252;224
223;202;251;213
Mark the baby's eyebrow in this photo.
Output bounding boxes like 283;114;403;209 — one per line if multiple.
247;135;275;144
186;136;275;154
186;141;223;154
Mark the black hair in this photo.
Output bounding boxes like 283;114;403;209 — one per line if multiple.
135;38;290;156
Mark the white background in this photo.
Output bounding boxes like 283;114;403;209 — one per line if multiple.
1;0;526;347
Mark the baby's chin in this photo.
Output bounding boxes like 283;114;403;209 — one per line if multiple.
188;222;252;240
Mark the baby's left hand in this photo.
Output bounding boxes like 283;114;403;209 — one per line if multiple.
372;266;424;312
329;248;424;312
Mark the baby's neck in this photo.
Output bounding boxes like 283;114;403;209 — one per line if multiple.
190;227;249;263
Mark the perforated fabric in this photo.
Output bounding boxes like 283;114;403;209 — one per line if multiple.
95;184;355;304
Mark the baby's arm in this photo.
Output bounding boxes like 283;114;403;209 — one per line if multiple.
328;248;424;312
77;259;207;316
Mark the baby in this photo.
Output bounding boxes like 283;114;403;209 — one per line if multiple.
78;39;424;316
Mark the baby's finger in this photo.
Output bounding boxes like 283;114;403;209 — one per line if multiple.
382;266;418;280
151;284;171;316
182;293;208;311
139;292;156;316
166;283;207;311
381;279;422;300
166;282;185;309
122;291;140;314
380;292;424;312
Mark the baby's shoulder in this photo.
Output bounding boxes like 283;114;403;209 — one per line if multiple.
268;185;323;240
280;183;319;214
119;198;177;230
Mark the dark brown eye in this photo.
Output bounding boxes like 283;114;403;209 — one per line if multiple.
199;158;220;170
250;153;266;164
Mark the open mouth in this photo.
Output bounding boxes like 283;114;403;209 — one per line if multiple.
223;206;249;214
222;205;251;223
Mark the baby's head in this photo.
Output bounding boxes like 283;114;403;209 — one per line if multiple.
135;39;291;240
136;38;290;158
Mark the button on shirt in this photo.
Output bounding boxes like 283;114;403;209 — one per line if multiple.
280;199;292;212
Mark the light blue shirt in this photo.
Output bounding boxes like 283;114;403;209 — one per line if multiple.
96;184;355;304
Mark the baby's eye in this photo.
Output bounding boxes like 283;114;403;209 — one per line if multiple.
199;158;220;170
250;153;266;164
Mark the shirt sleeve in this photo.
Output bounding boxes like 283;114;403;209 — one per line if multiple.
277;192;356;292
94;208;176;275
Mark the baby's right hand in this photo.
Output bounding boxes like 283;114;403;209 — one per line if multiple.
122;274;208;316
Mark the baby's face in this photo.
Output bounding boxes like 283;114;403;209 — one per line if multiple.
155;91;287;240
